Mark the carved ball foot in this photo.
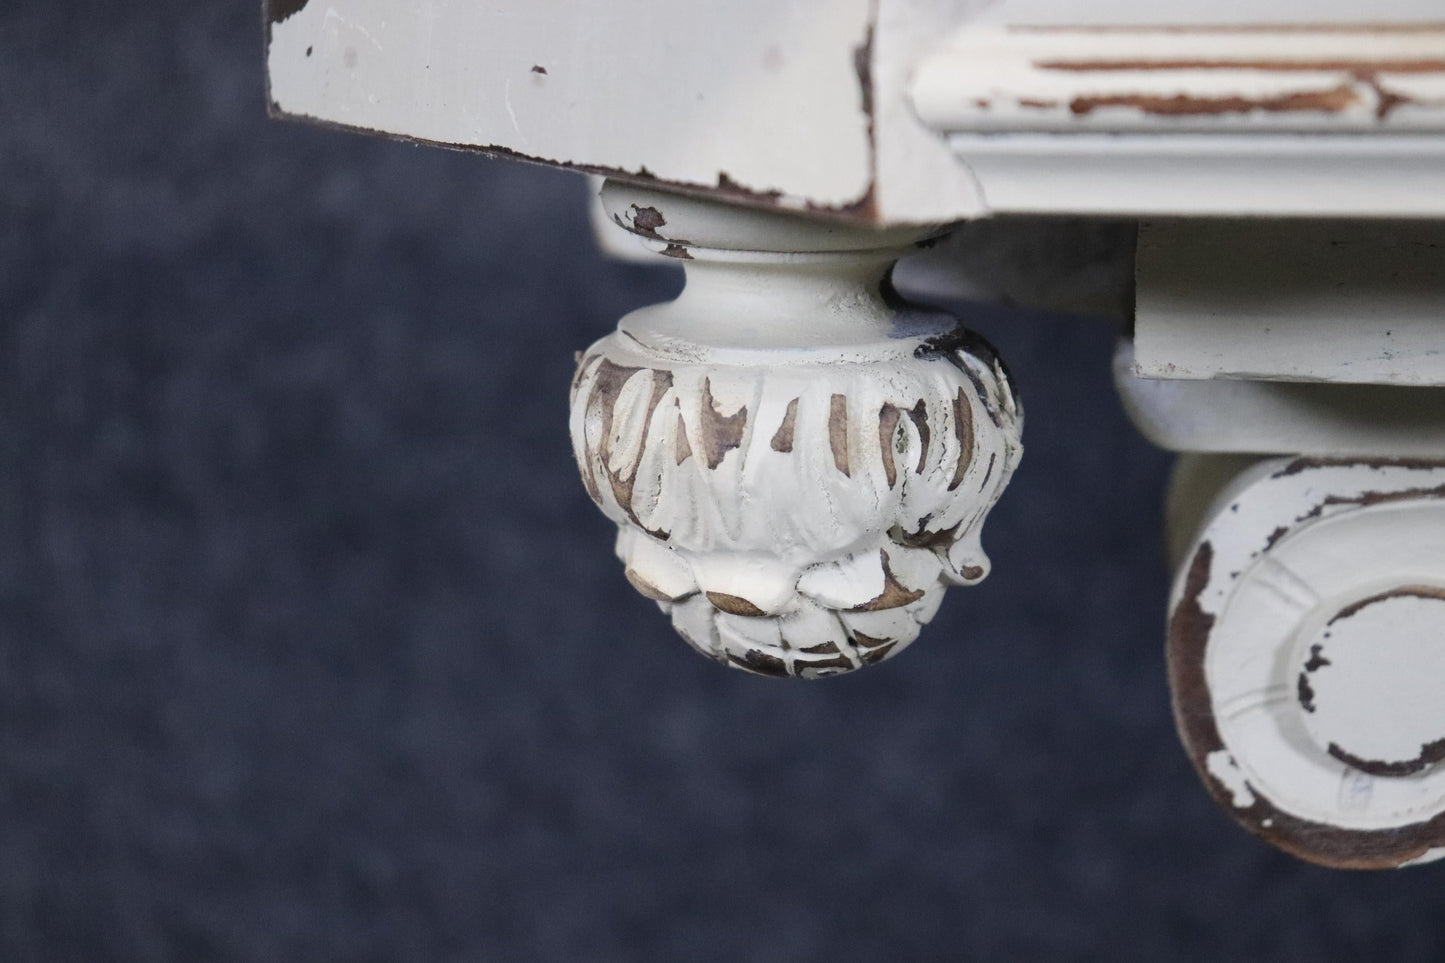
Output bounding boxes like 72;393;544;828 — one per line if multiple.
1169;457;1445;868
570;181;1022;678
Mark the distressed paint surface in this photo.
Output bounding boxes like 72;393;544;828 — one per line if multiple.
267;0;873;212
913;24;1445;134
1206;750;1257;809
266;3;1445;220
265;0;876;208
568;183;1021;678
1298;588;1445;777
1169;457;1445;868
912;20;1445;216
264;0;996;222
868;0;993;223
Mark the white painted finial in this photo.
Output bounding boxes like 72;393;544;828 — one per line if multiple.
570;181;1022;677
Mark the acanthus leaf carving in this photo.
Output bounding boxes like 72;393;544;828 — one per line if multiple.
569;180;1023;678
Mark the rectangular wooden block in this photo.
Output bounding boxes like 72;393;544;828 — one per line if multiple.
1135;219;1445;386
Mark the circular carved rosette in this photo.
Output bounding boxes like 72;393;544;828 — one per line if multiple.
570;326;1021;678
1169;457;1445;868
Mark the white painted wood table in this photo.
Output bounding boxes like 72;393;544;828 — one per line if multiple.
265;0;1445;869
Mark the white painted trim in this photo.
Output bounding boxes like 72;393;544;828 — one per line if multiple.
944;134;1445;217
1170;457;1445;868
569;182;1023;677
1134;219;1445;384
1115;343;1445;457
912;24;1445;135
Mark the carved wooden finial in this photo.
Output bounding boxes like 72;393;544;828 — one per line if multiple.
570;181;1022;678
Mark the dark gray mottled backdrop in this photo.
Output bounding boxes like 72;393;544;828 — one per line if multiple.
2;3;1443;961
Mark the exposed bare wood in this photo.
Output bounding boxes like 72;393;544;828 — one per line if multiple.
1169;457;1445;869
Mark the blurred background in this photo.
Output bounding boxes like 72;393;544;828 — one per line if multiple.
3;2;1443;960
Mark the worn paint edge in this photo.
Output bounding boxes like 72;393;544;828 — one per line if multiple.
263;4;890;223
1167;463;1445;870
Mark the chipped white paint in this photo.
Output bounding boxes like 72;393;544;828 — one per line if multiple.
912;22;1445;217
1298;590;1445;775
265;0;997;222
265;0;1445;865
867;0;995;223
1170;458;1445;868
268;4;1445;221
587;176;657;266
1206;750;1256;809
569;182;1021;677
1135;220;1445;386
912;25;1445;135
266;0;876;209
